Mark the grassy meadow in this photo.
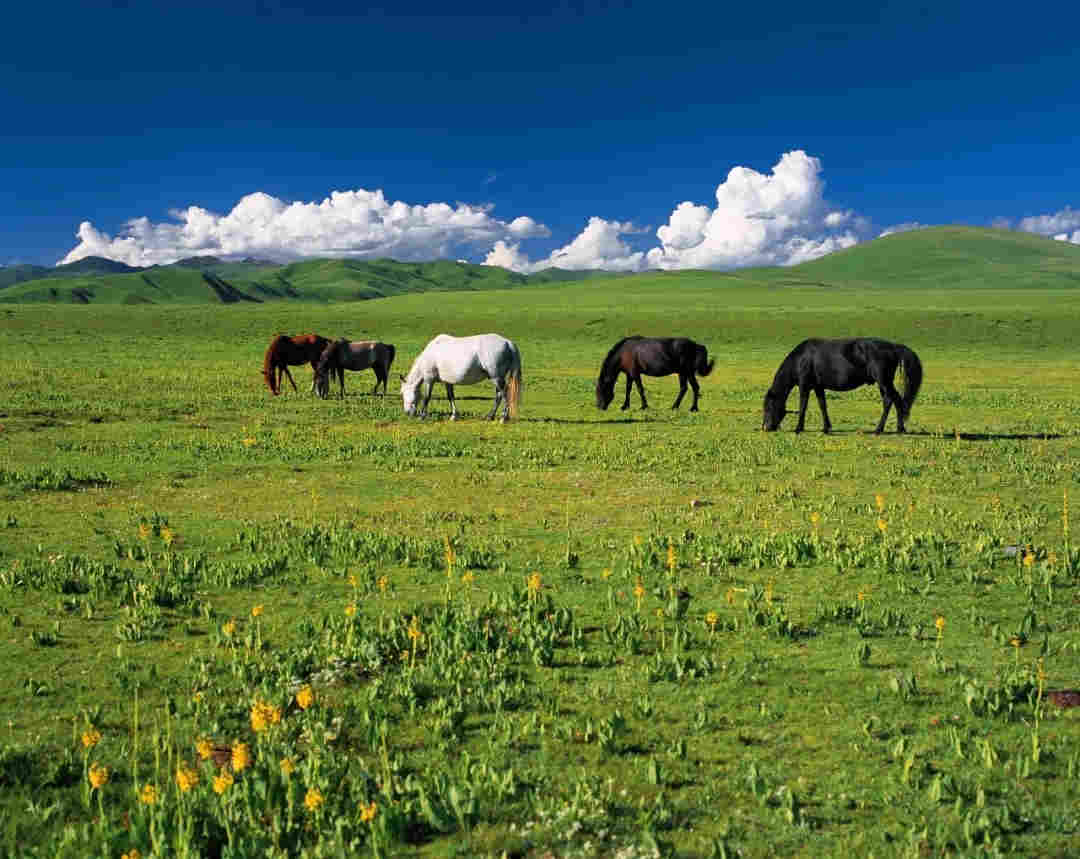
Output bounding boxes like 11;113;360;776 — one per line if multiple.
1;236;1079;857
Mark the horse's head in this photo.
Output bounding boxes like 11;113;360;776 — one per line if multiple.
400;374;421;416
595;377;614;410
762;389;787;431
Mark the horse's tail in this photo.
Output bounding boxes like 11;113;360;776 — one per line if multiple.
263;335;285;395
898;344;923;419
695;343;715;377
506;346;523;419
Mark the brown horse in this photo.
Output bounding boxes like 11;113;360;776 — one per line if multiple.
262;333;331;395
596;336;714;411
315;339;397;399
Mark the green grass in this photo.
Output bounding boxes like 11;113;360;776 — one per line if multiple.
1;236;1079;857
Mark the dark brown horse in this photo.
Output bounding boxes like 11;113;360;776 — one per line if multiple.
315;339;397;399
762;337;923;433
262;333;331;395
595;337;715;412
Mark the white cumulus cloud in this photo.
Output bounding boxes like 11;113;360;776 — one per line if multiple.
485;150;868;273
59;189;550;267
878;222;928;237
1012;206;1080;245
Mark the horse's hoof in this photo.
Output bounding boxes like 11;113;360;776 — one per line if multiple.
690;407;699;413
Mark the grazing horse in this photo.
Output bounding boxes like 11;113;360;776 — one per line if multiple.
262;333;331;395
400;333;523;421
315;339;396;399
762;337;923;434
595;337;714;412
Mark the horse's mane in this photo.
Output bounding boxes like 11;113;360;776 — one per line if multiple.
768;339;811;396
263;334;287;394
597;336;639;387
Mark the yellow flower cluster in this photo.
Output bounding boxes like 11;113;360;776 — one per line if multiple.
222;619;237;637
377;575;388;593
231;742;251;773
304;787;324;812
121;850;141;859
461;570;475;586
280;757;296;776
139;784;159;805
526;572;542;599
81;727;102;750
251;699;283;734
213;771;234;795
360;800;377;823
196;738;214;760
88;763;109;790
705;610;719;631
176;765;199;793
345;603;357;618
407;616;422;644
251;604;264;618
296;685;315;710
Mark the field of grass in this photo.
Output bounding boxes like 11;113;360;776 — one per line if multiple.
1;241;1079;857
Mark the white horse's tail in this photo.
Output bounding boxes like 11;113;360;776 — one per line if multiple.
506;345;523;419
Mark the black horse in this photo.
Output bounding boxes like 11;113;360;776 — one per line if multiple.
596;337;715;411
762;337;923;433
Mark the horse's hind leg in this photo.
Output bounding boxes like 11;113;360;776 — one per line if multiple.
688;375;701;412
487;383;504;421
814;388;832;433
672;375;688;409
621;375;633;410
446;384;458;420
875;381;905;433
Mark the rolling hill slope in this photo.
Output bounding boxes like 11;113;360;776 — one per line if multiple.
2;227;1079;304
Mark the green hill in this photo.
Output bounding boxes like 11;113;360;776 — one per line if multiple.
744;226;1080;289
3;226;1079;304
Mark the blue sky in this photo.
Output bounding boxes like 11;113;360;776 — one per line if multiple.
3;0;1079;270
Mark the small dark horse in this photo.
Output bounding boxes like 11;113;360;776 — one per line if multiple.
315;339;397;399
762;337;923;433
595;337;715;412
262;333;331;395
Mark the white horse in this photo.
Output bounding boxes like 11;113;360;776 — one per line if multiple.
400;333;523;421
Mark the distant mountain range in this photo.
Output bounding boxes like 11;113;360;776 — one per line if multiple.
3;227;1080;303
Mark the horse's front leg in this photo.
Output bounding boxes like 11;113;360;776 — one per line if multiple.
688;375;701;412
621;375;632;410
282;366;298;393
634;376;648;409
814;388;832;433
420;379;436;417
446;384;458;420
794;386;811;432
672;375;688;409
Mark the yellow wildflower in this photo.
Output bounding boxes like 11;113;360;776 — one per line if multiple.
875;493;885;512
666;539;676;574
1023;550;1035;569
138;522;150;540
222;619;237;638
935;616;945;634
444;535;456;569
602;568;612;580
213;771;234;795
304;787;324;812
705;610;719;630
345;603;357;618
88;763;109;790
377;575;388;593
251;604;264;618
633;534;643;547
196;737;214;760
175;765;199;793
407;616;422;644
725;587;736;606
231;742;251;773
121;849;141;859
360;800;377;823
655;607;664;619
280;757;296;777
296;685;315;710
161;527;175;548
810;512;821;529
461;570;475;586
876;517;888;534
81;727;102;750
241;437;257;447
139;784;159;805
526;572;542;599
